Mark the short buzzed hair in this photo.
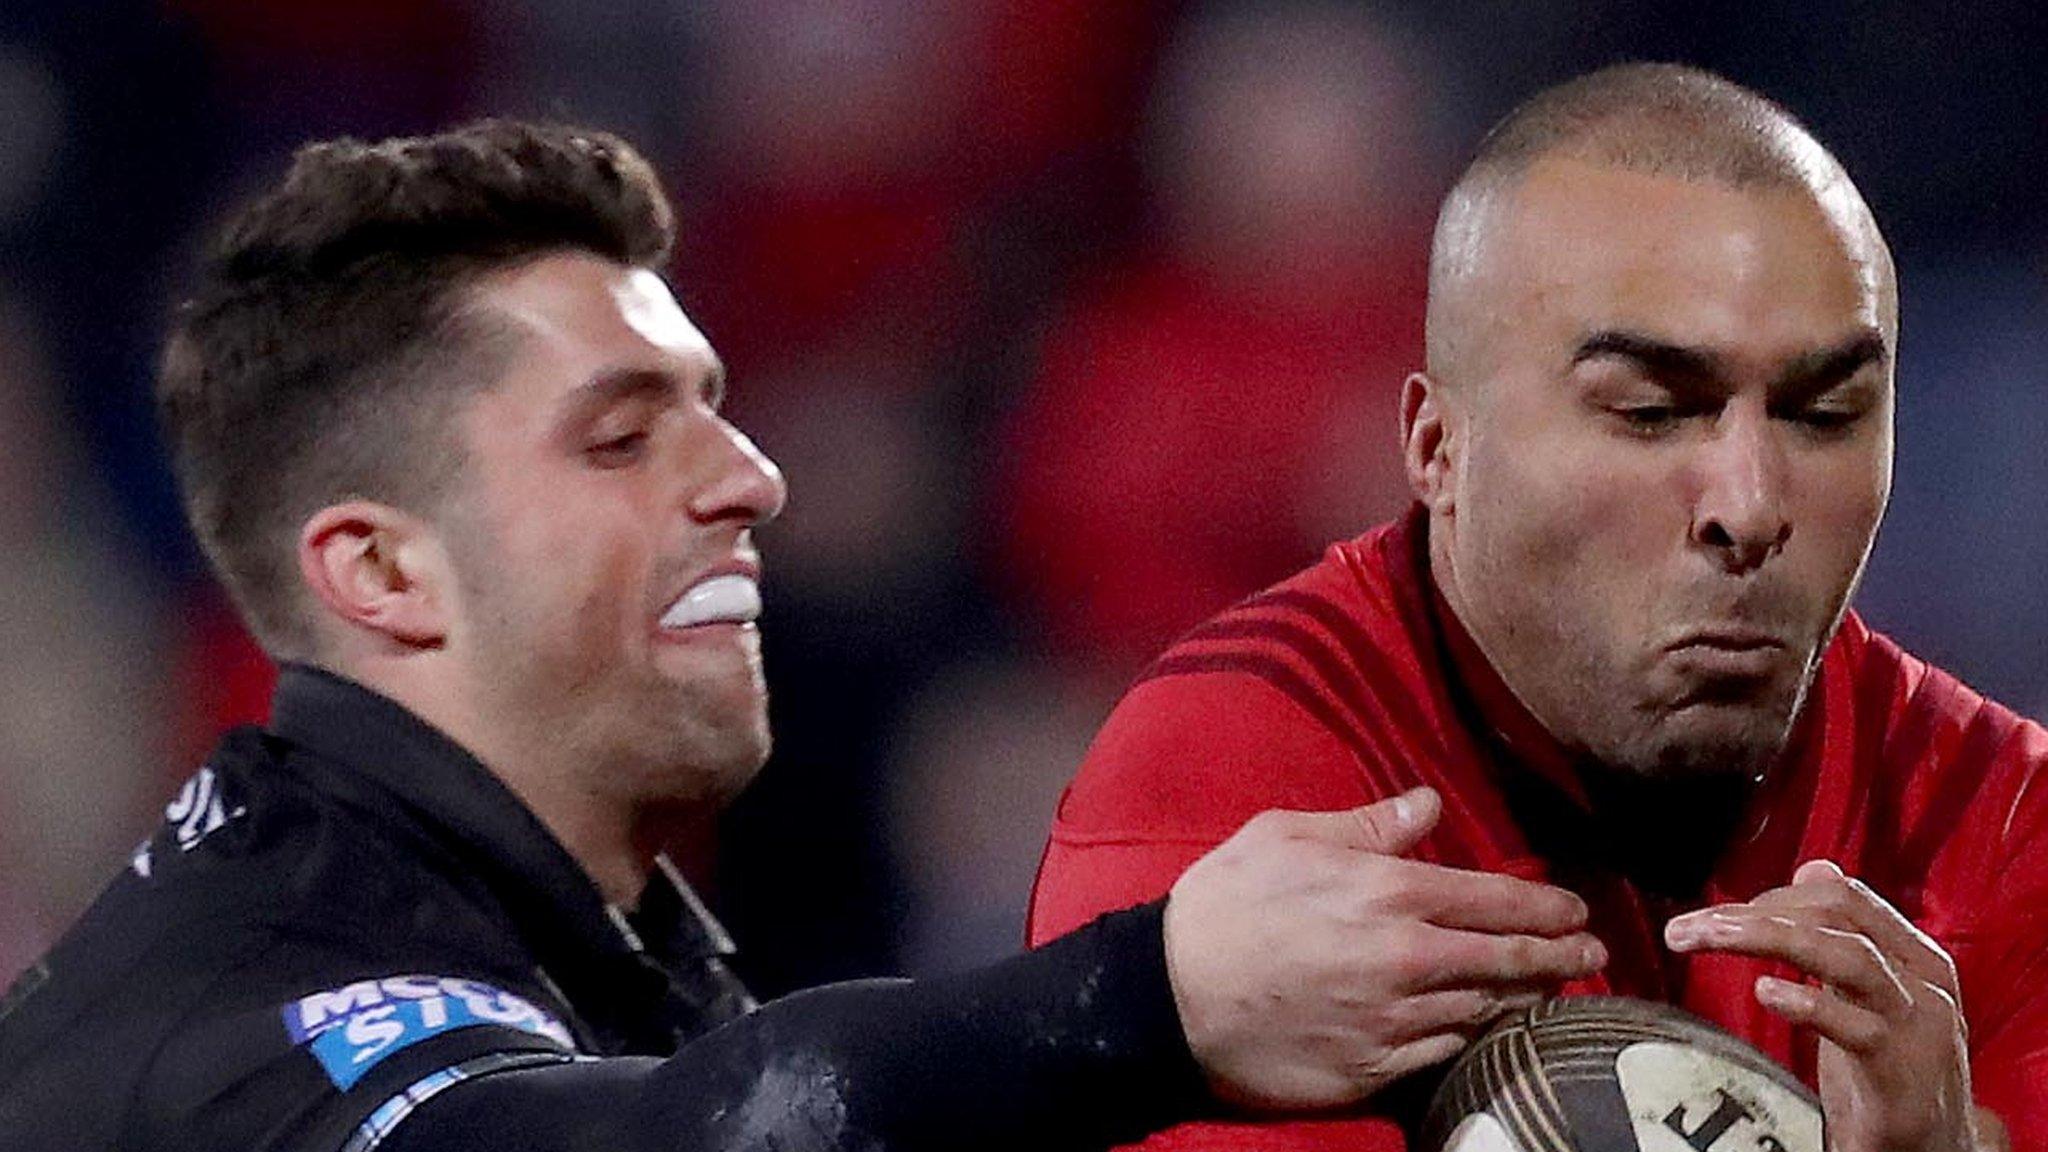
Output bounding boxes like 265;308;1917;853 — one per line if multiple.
1456;63;1835;191
1426;64;1875;376
158;120;675;658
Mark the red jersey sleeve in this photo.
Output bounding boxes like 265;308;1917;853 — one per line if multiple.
1852;629;2048;1143
1029;669;1379;945
1028;667;1408;1152
1931;723;2048;1142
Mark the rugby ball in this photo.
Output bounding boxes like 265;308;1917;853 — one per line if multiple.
1421;996;1820;1152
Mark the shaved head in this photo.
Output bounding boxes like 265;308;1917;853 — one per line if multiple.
1401;63;1899;783
1427;63;1894;383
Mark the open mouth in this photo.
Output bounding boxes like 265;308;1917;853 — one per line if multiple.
660;573;761;629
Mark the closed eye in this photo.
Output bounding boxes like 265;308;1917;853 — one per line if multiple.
1793;406;1858;429
1771;384;1879;437
586;430;649;467
1606;402;1707;437
1615;404;1677;427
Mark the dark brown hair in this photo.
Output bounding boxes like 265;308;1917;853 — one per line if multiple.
158;120;674;656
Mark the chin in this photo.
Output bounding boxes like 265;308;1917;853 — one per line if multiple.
618;696;772;810
683;720;773;802
1632;702;1799;780
630;742;767;812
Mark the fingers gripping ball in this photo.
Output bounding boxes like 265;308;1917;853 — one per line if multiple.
1422;997;1820;1152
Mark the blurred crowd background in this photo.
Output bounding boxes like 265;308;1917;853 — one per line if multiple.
1;0;2044;992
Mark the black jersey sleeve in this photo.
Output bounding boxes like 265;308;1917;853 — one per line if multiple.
371;901;1210;1152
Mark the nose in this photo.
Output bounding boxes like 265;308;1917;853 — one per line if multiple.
1690;405;1790;573
687;415;788;527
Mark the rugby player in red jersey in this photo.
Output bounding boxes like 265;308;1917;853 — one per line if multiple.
1031;64;2041;1152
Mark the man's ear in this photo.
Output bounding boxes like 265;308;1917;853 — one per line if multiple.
297;502;453;648
1400;371;1459;515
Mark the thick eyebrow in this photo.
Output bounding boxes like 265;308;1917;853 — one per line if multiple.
553;360;728;430
1570;330;1725;382
1771;330;1888;396
1569;328;1890;398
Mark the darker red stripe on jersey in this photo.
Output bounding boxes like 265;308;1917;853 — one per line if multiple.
1260;588;1451;781
1883;669;1966;783
1846;637;1909;875
1137;653;1391;788
1181;585;1450;786
1866;668;1969;893
1850;635;1906;755
1897;697;2021;890
1130;587;1290;681
1171;608;1316;659
1154;616;1408;800
1167;586;1319;650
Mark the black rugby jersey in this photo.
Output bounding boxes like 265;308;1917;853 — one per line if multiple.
0;667;1202;1151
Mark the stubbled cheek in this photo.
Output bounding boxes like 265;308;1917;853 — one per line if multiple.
1462;456;1673;690
1477;451;1658;574
500;536;646;682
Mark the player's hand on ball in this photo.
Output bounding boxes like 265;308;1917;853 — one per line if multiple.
1664;860;1990;1152
1162;786;1608;1112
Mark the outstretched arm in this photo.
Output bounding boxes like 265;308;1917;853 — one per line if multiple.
370;790;1602;1151
381;900;1201;1152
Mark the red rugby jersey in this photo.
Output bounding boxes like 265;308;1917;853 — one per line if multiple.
1029;511;2048;1150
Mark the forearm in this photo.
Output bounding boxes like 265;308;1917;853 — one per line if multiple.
728;900;1204;1148
384;901;1208;1151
